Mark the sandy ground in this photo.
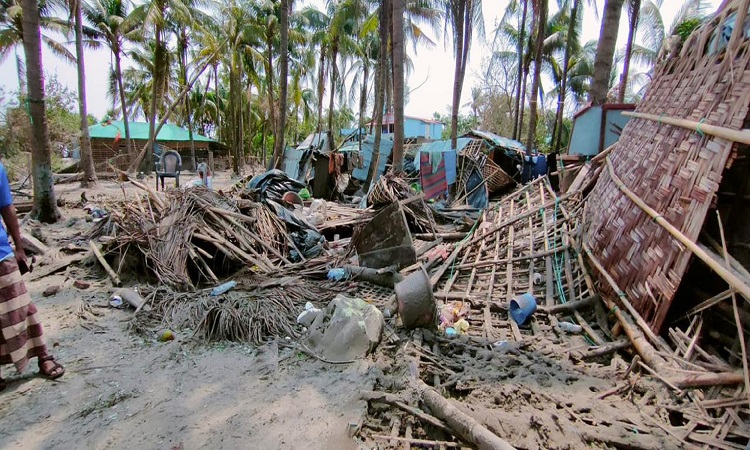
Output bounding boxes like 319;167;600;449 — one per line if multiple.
0;276;374;450
0;173;375;450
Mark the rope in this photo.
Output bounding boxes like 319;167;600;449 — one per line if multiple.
547;195;595;345
696;118;706;136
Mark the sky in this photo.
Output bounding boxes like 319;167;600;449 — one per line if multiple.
0;0;724;122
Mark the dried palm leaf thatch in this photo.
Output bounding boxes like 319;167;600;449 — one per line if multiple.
132;279;356;344
91;182;295;291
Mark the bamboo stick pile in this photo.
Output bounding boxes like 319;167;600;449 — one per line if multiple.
90;183;295;290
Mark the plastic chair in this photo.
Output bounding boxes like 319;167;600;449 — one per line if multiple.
156;150;182;191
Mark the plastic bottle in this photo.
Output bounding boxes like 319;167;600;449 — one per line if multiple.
557;321;583;334
211;280;237;296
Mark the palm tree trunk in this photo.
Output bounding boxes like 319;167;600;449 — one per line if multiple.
512;0;528;141
364;0;389;190
230;53;239;175
114;50;133;161
450;0;466;151
591;0;624;105
316;47;326;134
73;0;96;186
266;34;276;140
147;25;163;173
391;0;405;173
178;30;196;171
618;0;639;103
517;67;528;138
214;63;220;142
552;0;579;152
272;0;289;169
21;0;59;222
525;0;547;157
327;40;338;134
359;61;368;138
187;100;195;170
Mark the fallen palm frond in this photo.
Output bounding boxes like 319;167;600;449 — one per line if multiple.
132;278;356;344
89;182;295;290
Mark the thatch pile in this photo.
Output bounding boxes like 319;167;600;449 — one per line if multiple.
132;277;356;343
90;181;296;290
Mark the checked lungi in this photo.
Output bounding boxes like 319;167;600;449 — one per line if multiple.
0;257;47;373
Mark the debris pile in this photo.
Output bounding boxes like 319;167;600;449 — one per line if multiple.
90;181;296;290
132;277;356;344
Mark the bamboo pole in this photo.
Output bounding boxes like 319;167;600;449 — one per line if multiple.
582;243;667;369
622;111;750;145
605;157;750;301
715;211;750;404
89;241;123;287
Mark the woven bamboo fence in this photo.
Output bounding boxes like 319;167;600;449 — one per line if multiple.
584;0;750;333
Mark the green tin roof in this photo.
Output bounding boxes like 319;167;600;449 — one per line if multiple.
89;121;215;143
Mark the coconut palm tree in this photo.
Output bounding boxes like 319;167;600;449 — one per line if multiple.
590;0;624;105
364;0;388;190
83;0;141;159
137;0;194;171
498;0;528;140
446;0;483;151
20;0;59;221
551;0;585;151
271;0;289;168
391;0;405;172
619;0;708;99
525;0;547;155
0;0;75;91
70;0;96;185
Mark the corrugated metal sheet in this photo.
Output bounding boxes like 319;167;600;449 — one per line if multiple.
339;135;394;181
283;146;305;181
89;121;214;142
463;130;525;153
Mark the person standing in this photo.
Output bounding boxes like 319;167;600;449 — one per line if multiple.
0;162;64;390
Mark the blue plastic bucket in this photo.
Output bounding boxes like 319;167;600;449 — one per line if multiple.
510;293;537;325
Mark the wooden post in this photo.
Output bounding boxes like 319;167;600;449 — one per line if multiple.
208;150;214;173
89;240;122;287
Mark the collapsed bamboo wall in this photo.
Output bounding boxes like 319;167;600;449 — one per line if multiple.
584;0;750;332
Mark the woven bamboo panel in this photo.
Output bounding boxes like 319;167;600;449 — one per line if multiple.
583;1;750;332
482;158;514;192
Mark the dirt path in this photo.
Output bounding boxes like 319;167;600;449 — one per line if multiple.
0;272;373;450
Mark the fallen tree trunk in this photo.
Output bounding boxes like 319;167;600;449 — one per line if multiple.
414;380;517;450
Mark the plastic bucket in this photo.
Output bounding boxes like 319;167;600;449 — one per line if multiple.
395;268;436;329
510;293;537;325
